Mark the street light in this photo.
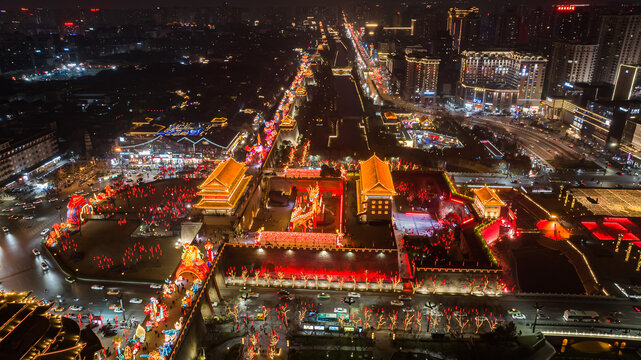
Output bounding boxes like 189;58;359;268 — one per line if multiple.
532;302;543;333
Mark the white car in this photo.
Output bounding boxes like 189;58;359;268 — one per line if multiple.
129;298;143;304
334;307;348;313
512;313;526;320
69;305;83;311
347;292;360;298
2;226;8;233
114;306;124;313
91;285;104;290
150;283;162;289
40;229;50;236
391;299;404;306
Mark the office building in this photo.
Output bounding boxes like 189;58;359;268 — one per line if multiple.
0;131;58;184
447;7;480;53
547;42;599;96
613;64;641;101
403;50;440;104
458;51;547;112
595;13;641;85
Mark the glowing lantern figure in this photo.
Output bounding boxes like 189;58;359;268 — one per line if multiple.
144;297;168;329
66;195;93;225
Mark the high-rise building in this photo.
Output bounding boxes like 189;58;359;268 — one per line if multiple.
0;130;58;184
458;51;547;112
495;9;521;47
595;13;641;85
551;4;594;42
547;42;599;96
613;64;641;101
447;7;480;53
403;52;440;104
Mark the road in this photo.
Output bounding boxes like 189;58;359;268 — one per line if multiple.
0;172;163;350
217;285;641;339
463;117;581;166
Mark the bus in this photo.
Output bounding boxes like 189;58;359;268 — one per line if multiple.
316;312;349;323
563;310;599;322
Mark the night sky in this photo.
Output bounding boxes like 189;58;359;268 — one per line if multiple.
0;0;612;9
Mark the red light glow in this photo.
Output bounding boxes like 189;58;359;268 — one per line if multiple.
556;5;576;11
63;22;74;26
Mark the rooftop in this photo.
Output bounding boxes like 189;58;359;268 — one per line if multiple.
473;185;505;206
359;155;396;197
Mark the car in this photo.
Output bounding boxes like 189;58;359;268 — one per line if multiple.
106;289;120;296
113;306;124;313
40;262;49;271
2;226;8;233
32;248;40;256
398;295;412;302
65;276;76;284
334;307;348;313
347;292;360;298
342;297;356;305
277;289;290;296
391;299;404;306
150;283;162;289
403;308;416;313
40;228;50;236
103;329;117;337
474;315;488;321
108;304;120;310
536;313;550;320
280;294;294;301
239;286;251;293
512;313;526;320
129;298;143;304
317;293;330;300
247;292;259;298
91;285;104;290
69;305;83;311
606;317;621;323
507;308;520;315
24;215;34;220
53;306;65;312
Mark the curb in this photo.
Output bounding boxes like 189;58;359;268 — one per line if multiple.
43;242;162;286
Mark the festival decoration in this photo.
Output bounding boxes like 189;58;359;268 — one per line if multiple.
66;195;94;225
288;183;324;232
176;244;209;281
144;297;168;330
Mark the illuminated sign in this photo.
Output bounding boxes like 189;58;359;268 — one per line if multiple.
313;325;325;331
303;324;314;330
619;106;629;112
556;5;576;11
328;326;340;332
564;82;574;88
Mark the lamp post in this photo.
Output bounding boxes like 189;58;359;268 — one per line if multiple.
425;301;437;333
532;302;543;333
